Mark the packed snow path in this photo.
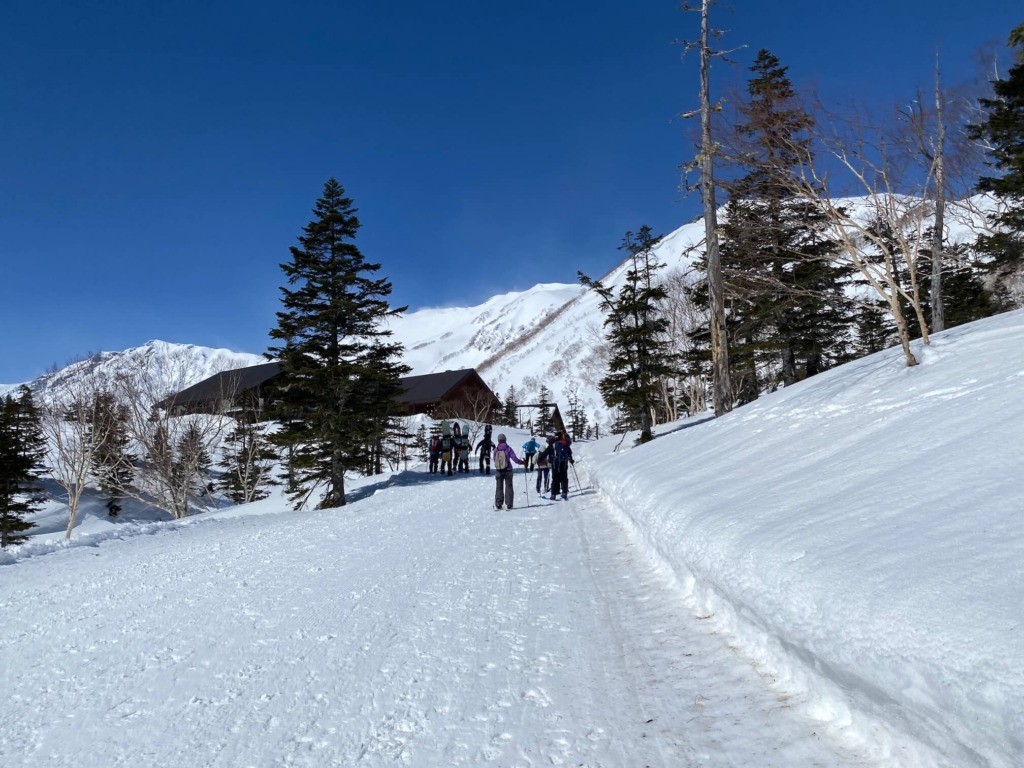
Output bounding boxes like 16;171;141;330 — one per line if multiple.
2;464;876;767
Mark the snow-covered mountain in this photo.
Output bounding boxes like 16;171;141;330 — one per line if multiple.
3;195;997;432
1;340;265;401
1;223;707;429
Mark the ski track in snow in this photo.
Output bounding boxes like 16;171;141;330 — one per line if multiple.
2;465;876;767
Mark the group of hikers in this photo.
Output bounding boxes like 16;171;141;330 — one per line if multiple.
492;429;575;510
426;420;575;510
426;421;484;476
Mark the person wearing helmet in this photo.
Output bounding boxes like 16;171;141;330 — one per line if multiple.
492;433;524;509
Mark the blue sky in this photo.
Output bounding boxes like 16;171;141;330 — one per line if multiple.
1;0;1020;384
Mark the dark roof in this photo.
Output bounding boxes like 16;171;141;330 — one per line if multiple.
162;364;495;411
167;362;282;406
398;369;478;406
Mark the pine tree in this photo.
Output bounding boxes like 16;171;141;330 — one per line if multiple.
217;414;279;505
533;384;553;434
414;423;428;461
501;386;519;428
268;178;409;509
717;50;854;397
88;390;134;517
173;421;213;507
579;226;678;443
0;388;45;547
969;24;1024;304
565;388;589;441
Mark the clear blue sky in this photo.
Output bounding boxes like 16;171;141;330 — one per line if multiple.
1;0;1020;383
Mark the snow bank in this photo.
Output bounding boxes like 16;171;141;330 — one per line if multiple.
584;309;1024;767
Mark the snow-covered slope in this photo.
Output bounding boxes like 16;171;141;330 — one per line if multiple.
380;218;708;426
586;307;1024;767
3;308;1022;767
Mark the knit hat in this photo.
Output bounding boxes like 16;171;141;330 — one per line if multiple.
496;433;506;443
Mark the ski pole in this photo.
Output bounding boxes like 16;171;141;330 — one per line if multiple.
571;461;581;495
523;462;530;507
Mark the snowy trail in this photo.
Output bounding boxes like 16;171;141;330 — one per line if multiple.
2;465;875;767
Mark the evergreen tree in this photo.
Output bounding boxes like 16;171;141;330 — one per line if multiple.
0;388;45;547
969;24;1024;304
174;421;213;505
565;388;589;441
216;415;279;505
717;50;854;397
852;300;897;358
579;226;678;443
268;178;409;509
533;384;553;434
501;386;519;428
414;423;428;461
88;390;135;517
917;239;997;330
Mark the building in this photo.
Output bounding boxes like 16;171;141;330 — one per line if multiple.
160;363;500;421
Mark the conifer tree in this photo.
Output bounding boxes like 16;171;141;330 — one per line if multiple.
216;413;279;505
268;178;409;509
0;388;45;547
565;387;589;441
501;386;519;428
533;384;553;434
718;50;854;396
88;390;135;517
173;421;214;506
969;24;1024;306
579;226;678;443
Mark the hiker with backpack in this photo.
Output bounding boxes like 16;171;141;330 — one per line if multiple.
492;433;525;509
476;427;494;474
450;423;462;473
521;436;540;471
438;423;454;479
457;430;471;473
535;436;552;495
547;431;574;500
427;434;442;474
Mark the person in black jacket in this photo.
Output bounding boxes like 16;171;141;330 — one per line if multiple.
476;433;494;474
548;431;574;500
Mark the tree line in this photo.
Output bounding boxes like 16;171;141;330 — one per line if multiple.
579;11;1024;443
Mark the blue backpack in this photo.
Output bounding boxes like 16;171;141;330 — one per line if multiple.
553;440;570;462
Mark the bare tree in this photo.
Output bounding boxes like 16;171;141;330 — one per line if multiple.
112;350;236;519
681;0;735;415
459;386;502;442
38;363;127;538
660;267;709;417
774;105;941;366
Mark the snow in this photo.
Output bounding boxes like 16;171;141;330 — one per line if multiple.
2;310;1023;766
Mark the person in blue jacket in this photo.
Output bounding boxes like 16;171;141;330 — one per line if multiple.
521;436;540;471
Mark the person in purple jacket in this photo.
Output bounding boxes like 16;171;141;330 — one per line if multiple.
492;433;524;509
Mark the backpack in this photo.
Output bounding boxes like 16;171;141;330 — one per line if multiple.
494;448;508;471
553;440;570;462
429;436;441;452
